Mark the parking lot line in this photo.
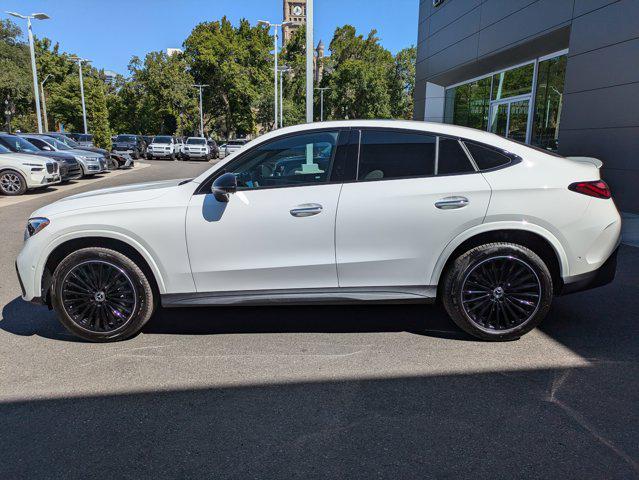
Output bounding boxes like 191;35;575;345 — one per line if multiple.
0;161;151;209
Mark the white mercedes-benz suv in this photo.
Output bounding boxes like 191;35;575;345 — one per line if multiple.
16;121;621;342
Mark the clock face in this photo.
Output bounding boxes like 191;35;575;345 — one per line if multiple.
292;5;303;16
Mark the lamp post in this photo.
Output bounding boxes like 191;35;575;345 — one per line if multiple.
305;0;314;123
70;56;91;135
193;84;209;137
315;87;329;121
6;11;50;133
40;73;52;132
278;66;291;128
258;20;292;130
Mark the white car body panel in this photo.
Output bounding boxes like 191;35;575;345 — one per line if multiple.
186;184;342;292
336;173;492;287
16;120;621;307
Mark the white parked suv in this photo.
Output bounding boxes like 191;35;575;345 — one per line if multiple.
182;137;211;161
16;120;621;342
0;144;61;195
147;135;179;160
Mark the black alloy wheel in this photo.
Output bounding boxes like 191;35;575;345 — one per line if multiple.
442;243;553;341
60;260;137;334
460;256;541;331
52;247;155;342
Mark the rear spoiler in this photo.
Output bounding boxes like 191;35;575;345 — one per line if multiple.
566;156;603;169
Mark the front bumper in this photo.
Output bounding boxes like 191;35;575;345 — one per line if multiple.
559;246;619;295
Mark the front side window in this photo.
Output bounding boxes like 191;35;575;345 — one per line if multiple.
357;130;436;181
228;131;339;190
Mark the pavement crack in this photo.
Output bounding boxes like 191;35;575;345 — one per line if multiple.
547;369;639;474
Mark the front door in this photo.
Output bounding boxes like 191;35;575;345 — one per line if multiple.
489;97;531;143
185;130;345;293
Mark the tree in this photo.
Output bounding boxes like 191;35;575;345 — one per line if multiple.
183;17;273;138
390;46;416;119
0;19;34;132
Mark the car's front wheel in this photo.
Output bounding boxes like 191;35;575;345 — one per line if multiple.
441;243;553;341
0;170;27;196
51;247;155;342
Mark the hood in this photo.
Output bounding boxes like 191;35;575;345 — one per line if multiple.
0;152;50;164
32;178;188;217
68;149;101;158
79;146;108;155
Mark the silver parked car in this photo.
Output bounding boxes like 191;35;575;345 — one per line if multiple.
20;134;106;176
224;138;248;158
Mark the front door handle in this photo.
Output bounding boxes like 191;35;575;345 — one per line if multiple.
435;196;469;210
290;203;323;217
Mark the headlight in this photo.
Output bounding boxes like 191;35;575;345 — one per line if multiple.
24;217;50;240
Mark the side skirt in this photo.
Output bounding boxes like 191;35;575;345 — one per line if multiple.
161;286;437;307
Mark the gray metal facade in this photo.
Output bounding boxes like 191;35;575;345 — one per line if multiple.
415;0;639;212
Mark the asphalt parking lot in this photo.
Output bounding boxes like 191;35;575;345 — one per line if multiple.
0;159;638;479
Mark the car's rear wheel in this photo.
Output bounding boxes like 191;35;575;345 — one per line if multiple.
0;170;27;196
51;247;155;342
441;242;553;341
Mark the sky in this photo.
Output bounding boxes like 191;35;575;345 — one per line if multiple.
3;0;419;75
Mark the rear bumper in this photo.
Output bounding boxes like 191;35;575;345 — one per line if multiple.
559;246;619;295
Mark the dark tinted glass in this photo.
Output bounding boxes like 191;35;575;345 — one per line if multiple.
465;141;512;170
438;138;474;175
358;130;435;181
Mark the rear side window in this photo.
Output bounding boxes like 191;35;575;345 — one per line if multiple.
438;138;475;175
358;130;435;181
464;141;512;170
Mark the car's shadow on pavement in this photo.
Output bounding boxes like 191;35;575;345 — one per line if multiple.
0;296;471;343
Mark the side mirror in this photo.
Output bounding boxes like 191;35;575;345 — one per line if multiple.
211;172;237;202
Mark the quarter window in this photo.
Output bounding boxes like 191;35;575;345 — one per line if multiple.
228;131;338;189
358;130;435;181
464;141;512;170
437;138;475;175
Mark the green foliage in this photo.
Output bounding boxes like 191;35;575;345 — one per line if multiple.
183;17;273;137
0;17;416;139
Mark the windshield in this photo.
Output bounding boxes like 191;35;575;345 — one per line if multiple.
48;138;71;150
52;135;80;148
187;138;206;145
153;136;172;144
1;136;40;153
116;135;137;142
228;140;246;146
77;134;93;141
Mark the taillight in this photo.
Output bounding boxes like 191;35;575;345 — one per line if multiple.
568;180;611;199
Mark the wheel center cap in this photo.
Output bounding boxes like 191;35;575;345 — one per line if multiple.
492;287;505;299
94;291;106;303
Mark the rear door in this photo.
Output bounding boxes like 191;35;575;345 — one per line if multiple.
335;128;492;287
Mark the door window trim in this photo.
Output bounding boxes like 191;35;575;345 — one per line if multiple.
195;128;349;195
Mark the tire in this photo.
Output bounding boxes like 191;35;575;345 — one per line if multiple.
441;242;553;341
51;247;155;342
0;170;28;196
170;152;176;161
132;151;139;160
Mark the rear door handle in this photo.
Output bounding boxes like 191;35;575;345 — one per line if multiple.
435;196;469;210
290;203;323;217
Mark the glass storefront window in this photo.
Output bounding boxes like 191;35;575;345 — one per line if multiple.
443;77;490;130
531;55;567;151
491;63;534;100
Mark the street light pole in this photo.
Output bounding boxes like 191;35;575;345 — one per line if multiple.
278;66;291;128
315;87;329;121
259;20;292;131
70;56;91;135
6;11;50;133
40;73;52;132
305;0;314;123
193;84;209;137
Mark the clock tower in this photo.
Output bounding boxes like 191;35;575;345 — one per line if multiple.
283;0;306;43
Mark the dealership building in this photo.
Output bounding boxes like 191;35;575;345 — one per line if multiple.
414;0;639;212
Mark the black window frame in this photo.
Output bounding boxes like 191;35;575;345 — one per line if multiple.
195;128;351;195
461;139;522;172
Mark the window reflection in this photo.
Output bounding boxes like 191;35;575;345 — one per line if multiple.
532;55;566;151
491;63;534;100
